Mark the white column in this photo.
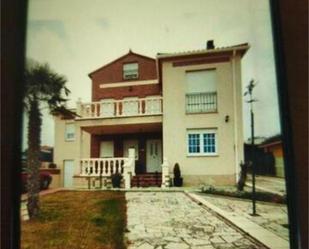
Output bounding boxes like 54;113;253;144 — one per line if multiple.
76;98;82;117
123;162;131;189
128;148;136;176
161;157;169;188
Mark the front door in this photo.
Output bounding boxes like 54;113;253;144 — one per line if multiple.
146;139;162;172
64;160;74;188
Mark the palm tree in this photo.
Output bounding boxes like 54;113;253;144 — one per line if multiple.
24;59;70;218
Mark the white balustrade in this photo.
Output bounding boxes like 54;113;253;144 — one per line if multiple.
76;96;162;119
80;158;127;177
80;156;135;189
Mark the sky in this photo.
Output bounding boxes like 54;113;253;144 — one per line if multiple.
22;0;281;149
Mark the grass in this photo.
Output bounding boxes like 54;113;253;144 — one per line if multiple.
21;191;127;249
201;186;286;204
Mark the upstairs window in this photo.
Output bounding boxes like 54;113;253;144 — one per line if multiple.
123;62;139;80
65;123;75;141
185;69;217;113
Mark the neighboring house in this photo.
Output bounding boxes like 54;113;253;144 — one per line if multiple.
53;41;249;188
22;145;54;169
244;143;276;176
259;135;285;177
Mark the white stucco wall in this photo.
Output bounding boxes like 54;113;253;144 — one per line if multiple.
53;116;90;187
162;56;244;185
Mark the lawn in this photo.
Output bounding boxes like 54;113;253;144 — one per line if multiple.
21;191;127;249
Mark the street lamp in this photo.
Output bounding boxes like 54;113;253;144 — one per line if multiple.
244;79;258;216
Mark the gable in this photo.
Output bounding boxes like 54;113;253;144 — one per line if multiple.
89;51;157;84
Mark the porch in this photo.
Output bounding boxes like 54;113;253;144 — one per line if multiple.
74;123;170;188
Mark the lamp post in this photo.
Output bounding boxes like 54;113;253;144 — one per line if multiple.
244;79;258;216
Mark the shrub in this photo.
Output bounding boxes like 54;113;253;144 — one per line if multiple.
173;163;183;187
237;161;248;191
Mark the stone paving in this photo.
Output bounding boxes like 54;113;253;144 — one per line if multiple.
246;175;286;195
196;193;289;241
126;192;267;249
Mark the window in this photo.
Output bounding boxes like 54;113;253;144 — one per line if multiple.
100;141;114;158
187;129;217;156
123;62;138;79
65;123;75;141
185;69;217;113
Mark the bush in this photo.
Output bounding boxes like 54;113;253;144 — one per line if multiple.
173;163;183;187
237;161;248;191
111;173;122;188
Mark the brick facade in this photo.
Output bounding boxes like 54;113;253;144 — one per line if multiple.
89;51;160;102
93;84;161;102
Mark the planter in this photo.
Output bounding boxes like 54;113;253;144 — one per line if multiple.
173;177;183;187
111;173;122;188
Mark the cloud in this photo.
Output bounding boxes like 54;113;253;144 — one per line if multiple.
28;20;67;39
96;18;110;29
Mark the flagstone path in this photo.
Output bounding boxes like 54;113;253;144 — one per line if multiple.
196;193;289;241
126;192;267;249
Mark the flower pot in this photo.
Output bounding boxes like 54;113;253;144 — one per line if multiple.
173;177;183;187
111;173;122;188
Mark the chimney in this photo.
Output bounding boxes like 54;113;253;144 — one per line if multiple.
207;40;215;49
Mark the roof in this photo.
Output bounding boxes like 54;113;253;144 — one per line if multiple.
259;134;282;148
51;106;79;119
88;50;156;78
156;43;250;59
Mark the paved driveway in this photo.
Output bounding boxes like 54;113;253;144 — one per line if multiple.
126;192;267;249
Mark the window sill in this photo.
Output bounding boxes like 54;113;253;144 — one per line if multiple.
187;154;219;157
186;111;218;115
65;139;75;142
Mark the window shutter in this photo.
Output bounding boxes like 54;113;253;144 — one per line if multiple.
186;70;216;93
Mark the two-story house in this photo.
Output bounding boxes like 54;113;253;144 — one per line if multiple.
53;41;249;188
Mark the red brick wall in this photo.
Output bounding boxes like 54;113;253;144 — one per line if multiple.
93;84;161;102
90;53;160;101
90;135;100;158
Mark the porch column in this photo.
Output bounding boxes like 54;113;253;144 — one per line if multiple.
161;157;169;188
123;163;131;189
128;148;136;176
78;127;84;175
76;98;82;117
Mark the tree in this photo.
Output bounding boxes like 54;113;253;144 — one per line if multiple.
24;59;70;218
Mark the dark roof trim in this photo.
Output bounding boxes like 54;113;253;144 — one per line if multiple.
88;50;156;78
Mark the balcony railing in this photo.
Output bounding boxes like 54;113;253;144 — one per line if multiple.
186;92;217;113
77;96;162;119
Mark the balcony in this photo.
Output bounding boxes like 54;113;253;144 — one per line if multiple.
76;96;162;119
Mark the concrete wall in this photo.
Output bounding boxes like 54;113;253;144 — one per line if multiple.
53;116;91;187
162;56;244;186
